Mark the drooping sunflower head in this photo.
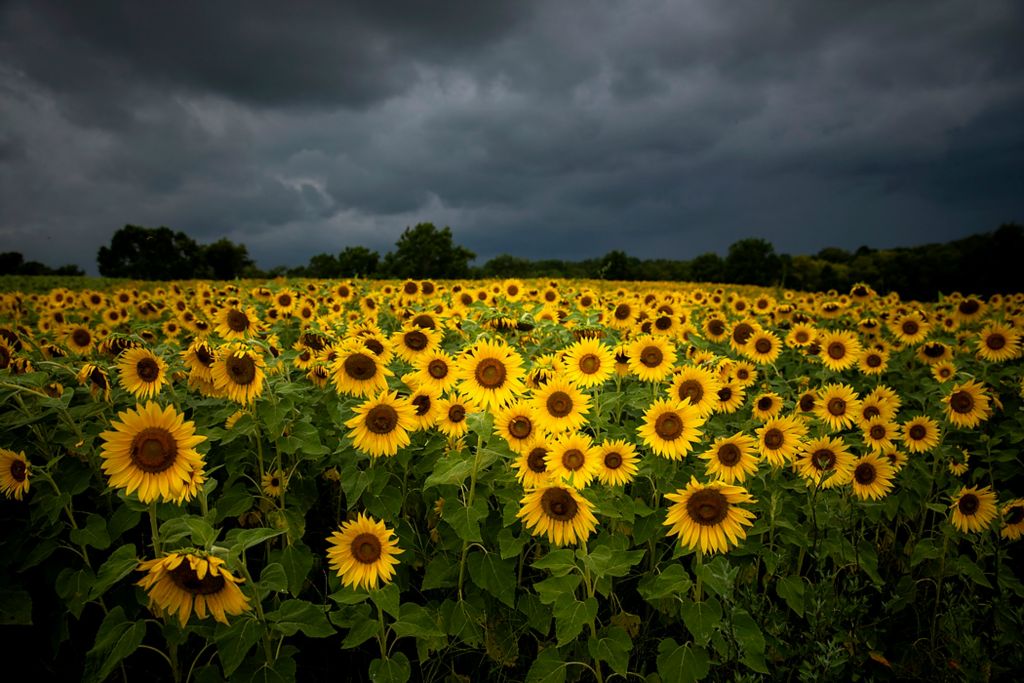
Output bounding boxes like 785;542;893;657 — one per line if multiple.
517;485;598;547
949;485;998;533
638;398;706;460
0;448;30;500
344;391;417;458
456;338;527;410
1000;499;1024;541
137;552;250;626
77;362;112;401
664;477;757;555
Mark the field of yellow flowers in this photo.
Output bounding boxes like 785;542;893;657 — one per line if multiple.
1;277;1022;682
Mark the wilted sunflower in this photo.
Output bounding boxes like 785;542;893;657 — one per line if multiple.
850;453;895;500
562;338;615;388
330;344;391;397
943;380;991;429
699;433;759;485
0;448;30;500
326;513;402;590
436;394;475;439
345;391;417;457
77;362;112;401
99;402;207;504
531;379;591;433
638;398;706;460
817;330;862;372
116;347;169;399
668;366;722;417
181;339;216;382
137;552;250;626
975;323;1021;362
545;432;599;487
594;439;639;486
795;437;855;489
901;416;941;453
210;344;266;406
756;416;807;467
751;392;784;421
627;336;676;383
1000;499;1024;541
664;477;756;555
814;383;861;432
456;339;527;410
949;485;998;533
517;485;598;546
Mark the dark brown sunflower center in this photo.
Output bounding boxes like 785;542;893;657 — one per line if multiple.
717;387;733;402
365;405;399;434
448;405;466;423
603;451;623;469
195;345;214;367
959;299;980;315
949;391;974;414
812;448;836;471
754;338;772;354
795;331;809;343
732;323;754;346
1005;506;1024;525
862;406;880;420
527;448;548;473
412;395;431;416
655;316;672;331
614;304;631;320
90;367;108;388
985;333;1006;350
562;449;585;470
957;493;980;516
403;282;418;295
908;424;927;440
541;488;578;522
866;353;882;367
475;358;507;388
923;343;945;358
546;391;573;418
412;314;435;330
491;405;526;439
9;459;27;482
763;428;784;450
169;560;227;595
344;353;376;380
225;354;257;385
717;443;741;466
270;477;280;487
136;357;161;383
654;412;683;440
686;489;728;526
708;319;726;336
901;320;919;336
404;331;428;351
854;462;877;485
365;339;385;355
757;396;773;411
827;397;846;416
827;342;846;359
427;359;448;379
226;309;249;332
277;294;292;307
869;425;887;440
351;532;382;564
72;328;91;347
579;354;600;374
130;427;178;473
678;380;704;404
640;346;663;368
799;394;815;412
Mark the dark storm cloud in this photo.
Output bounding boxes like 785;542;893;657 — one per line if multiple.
1;0;1021;273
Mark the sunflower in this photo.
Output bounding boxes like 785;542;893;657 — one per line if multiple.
272;289;297;316
456;339;527;410
668;366;722;417
627;336;676;383
664;477;756;555
699;433;759;485
514;440;553;489
494;401;540;454
931;361;956;383
975;323;1020;362
210;344;266;406
858;348;889;375
730;361;758;387
326;513;402;591
755;416;807;467
917;341;952;365
137;552;250;626
517;485;598;546
713;382;746;414
594;439;639;487
1000;499;1024;541
891;312;930;345
330;344;391;397
65;325;95;355
116;347;169;399
949;486;998;533
0;448;30;500
850;453;895;500
861;418;898;453
181;339;216;382
744;330;782;364
751;392;784;421
638;399;706;460
562;338;615;388
408;386;442;431
392;324;441;364
795;437;855;489
943;380;992;429
545;432;599;487
345;391;417;458
702;316;729;342
99;402;207;504
214;305;261;340
261;470;286;497
814;383;861;432
785;323;817;348
901;416;941;454
411;349;459;394
436;394;475;439
531;379;591;434
609;301;637;329
728;320;758;354
817;330;862;372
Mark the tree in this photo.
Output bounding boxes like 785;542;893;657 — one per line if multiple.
200;238;254;280
481;254;534;278
380;223;475;279
599;250;641;280
724;238;782;286
97;225;203;280
689;252;724;283
336;246;380;278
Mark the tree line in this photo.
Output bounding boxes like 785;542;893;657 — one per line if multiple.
3;222;1021;300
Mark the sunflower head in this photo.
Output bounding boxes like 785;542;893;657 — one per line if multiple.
0;448;30;500
137;552;250;626
664;477;756;554
950;485;998;533
517;485;598;546
327;513;403;591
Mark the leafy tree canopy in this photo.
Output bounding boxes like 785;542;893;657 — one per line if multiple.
380;223;475;279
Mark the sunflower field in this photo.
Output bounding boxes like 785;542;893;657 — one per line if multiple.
1;277;1023;682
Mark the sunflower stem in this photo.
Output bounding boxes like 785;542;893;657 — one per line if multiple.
376;598;389;659
694;550;704;602
457;432;485;601
930;532;950;649
149;502;162;555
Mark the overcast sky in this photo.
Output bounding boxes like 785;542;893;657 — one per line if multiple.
1;0;1021;273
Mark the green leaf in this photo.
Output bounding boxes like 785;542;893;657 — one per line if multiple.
442;496;488;543
910;539;942;567
423;453;476;488
638;564;693;603
775;575;805;617
693;555;736;599
342;618;380;649
107;505;141;541
857;540;885;585
518;592;552;635
957;557;993;589
579;545;645;579
70;514;111;550
532;549;578;577
391;603;445;639
271;543;314;597
265;600;335;638
534;574;581;606
369;652;411;683
498;528;529;560
259;563;288;594
185;517;220;549
657;638;710;683
467;551;516;607
87;607;146;683
554;596;598;646
731;608;768;673
215;616;263;677
0;585;32;625
422;555;458;590
229;527;285;554
89;543;139;601
55;567;95;619
587;625;632;676
369;582;401;620
526;646;567;683
680;597;722;646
